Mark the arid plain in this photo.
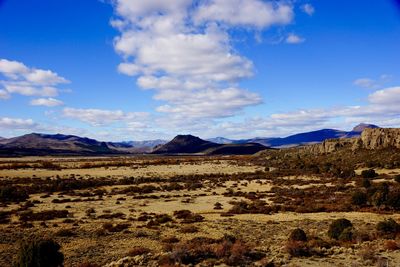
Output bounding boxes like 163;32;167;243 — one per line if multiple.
2;148;400;267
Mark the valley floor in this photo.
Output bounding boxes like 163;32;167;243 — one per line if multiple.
1;155;400;266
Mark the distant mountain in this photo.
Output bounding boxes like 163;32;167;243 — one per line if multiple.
152;135;220;154
0;123;380;156
107;139;167;153
152;134;268;155
352;123;379;132
209;123;380;148
0;133;119;156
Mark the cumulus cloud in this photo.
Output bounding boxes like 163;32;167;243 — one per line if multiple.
111;0;294;120
301;4;315;16
0;58;69;100
368;86;400;106
30;98;64;107
286;33;305;44
63;107;149;126
155;87;262;118
194;0;294;28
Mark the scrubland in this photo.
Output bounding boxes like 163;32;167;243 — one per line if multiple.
2;150;400;266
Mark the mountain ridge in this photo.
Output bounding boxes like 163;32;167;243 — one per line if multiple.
0;123;380;156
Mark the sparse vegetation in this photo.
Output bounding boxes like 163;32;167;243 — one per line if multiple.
1;151;400;266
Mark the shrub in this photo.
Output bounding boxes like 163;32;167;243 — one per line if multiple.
0;186;29;203
15;238;64;267
328;218;353;240
395;175;400;183
376;219;400;234
155;214;173;224
362;178;371;188
384;240;399;251
214;202;223;210
102;222;130;232
19;210;69;222
361;169;378;179
289;228;307;242
285;241;310;257
338;227;353;242
173;210;204;223
351;191;367;206
180;225;198;233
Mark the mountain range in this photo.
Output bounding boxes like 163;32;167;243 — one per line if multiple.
208;123;379;148
0;123;379;156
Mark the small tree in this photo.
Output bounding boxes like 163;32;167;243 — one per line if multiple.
15;238;64;267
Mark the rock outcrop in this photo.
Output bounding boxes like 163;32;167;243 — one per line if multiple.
361;128;400;149
304;128;400;154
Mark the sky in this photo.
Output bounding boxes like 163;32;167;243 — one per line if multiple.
0;0;400;141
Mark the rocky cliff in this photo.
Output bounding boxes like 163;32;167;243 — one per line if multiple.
304;128;400;153
361;128;400;149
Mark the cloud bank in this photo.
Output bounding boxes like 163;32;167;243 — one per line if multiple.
111;0;294;120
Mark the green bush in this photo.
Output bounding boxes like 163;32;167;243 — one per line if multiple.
15;238;64;267
395;175;400;183
328;218;353;240
289;228;307;242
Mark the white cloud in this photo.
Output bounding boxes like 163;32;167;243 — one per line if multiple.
24;69;68;85
155;87;262;118
30;98;64;107
63;107;149;126
194;0;294;28
1;82;59;97
353;74;391;89
286;33;305;44
0;117;37;130
110;0;295;120
0;58;69;101
0;59;29;78
118;62;141;76
301;4;315;16
368;86;400;106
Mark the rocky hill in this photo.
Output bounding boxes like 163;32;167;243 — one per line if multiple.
360;128;400;149
305;128;400;154
152;135;268;155
151;135;220;154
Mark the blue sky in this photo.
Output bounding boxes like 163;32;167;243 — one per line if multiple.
0;0;400;141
